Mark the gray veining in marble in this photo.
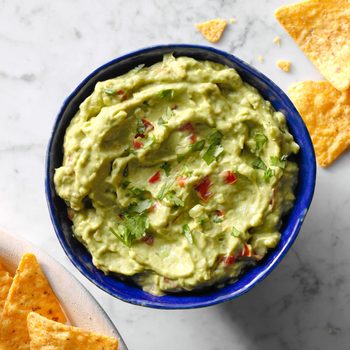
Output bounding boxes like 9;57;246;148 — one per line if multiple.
0;0;349;349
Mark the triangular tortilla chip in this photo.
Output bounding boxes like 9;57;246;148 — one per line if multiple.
27;312;118;350
289;81;350;166
0;253;67;350
196;19;227;43
275;0;350;91
0;261;12;316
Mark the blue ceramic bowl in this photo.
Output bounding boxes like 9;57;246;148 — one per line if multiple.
46;44;316;309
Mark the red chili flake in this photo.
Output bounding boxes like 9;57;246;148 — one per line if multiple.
141;234;154;246
195;176;212;201
179;122;195;133
177;176;187;187
189;133;197;144
133;139;143;149
117;89;128;101
148;203;157;213
224;171;238;185
148;171;161;184
142;118;154;131
215;209;224;217
238;243;251;257
223;255;235;266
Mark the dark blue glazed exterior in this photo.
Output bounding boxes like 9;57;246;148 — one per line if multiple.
45;45;316;309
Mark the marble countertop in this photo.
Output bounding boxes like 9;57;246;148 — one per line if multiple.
1;0;349;349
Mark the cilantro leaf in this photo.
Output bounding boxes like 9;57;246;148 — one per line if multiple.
208;130;223;145
136;119;146;134
254;132;267;154
104;88;115;95
165;191;184;207
263;168;274;182
191;139;205;151
121;180;130;189
129;199;153;214
203;144;224;165
252;158;267;171
160;162;171;176
110;213;149;247
231;226;242;238
182;224;193;244
270;156;287;169
158;89;174;99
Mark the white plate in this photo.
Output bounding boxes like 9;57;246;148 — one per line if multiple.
0;230;127;350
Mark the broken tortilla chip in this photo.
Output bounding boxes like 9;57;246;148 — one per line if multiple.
27;312;118;350
0;253;67;350
196;19;227;43
276;60;291;72
0;261;12;317
289;81;350;166
275;0;350;91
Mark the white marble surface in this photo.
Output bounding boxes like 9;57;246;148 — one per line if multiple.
0;0;349;349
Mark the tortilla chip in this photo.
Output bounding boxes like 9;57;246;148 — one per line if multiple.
289;81;350;166
196;19;227;43
276;60;291;72
275;0;350;91
0;253;67;350
0;261;12;316
27;312;118;350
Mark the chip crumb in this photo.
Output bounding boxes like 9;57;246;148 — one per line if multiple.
276;59;291;72
273;36;281;47
196;19;227;43
289;81;350;167
229;17;237;24
258;55;264;63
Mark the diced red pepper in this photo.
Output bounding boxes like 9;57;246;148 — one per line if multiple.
148;171;161;184
133;139;143;149
215;209;224;217
142;118;154;131
179;122;195;133
141;234;154;246
195;176;212;201
134;133;145;139
238;243;251;257
189;133;197;144
148;203;157;213
224;170;238;185
223;255;235;266
117;89;128;101
177;176;187;187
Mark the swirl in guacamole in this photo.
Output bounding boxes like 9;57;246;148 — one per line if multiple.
54;55;299;295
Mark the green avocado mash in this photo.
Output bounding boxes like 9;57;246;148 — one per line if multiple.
54;55;299;295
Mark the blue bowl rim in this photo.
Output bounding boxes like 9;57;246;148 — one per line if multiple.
45;44;316;309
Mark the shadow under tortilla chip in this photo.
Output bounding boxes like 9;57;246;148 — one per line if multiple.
196;19;227;43
27;312;118;350
0;253;67;350
289;81;350;167
0;261;12;317
275;0;350;92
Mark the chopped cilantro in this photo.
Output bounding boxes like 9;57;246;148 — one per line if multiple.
177;154;186;163
208;130;223;145
182;224;193;244
160;162;171;176
203;144;224;165
136;119;146;134
158;89;174;99
129;199;153;214
231;227;242;238
110;213;149;247
104;88;115;95
128;187;146;198
252;158;267;171
254;132;267;154
263;168;274;182
166;191;184;207
121;180;130;189
157;116;167;125
270;155;287;169
191;139;205;151
199;216;207;225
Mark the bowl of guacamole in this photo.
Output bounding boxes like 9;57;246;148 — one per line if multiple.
46;45;316;308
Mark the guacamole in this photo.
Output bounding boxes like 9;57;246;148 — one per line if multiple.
54;55;299;296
